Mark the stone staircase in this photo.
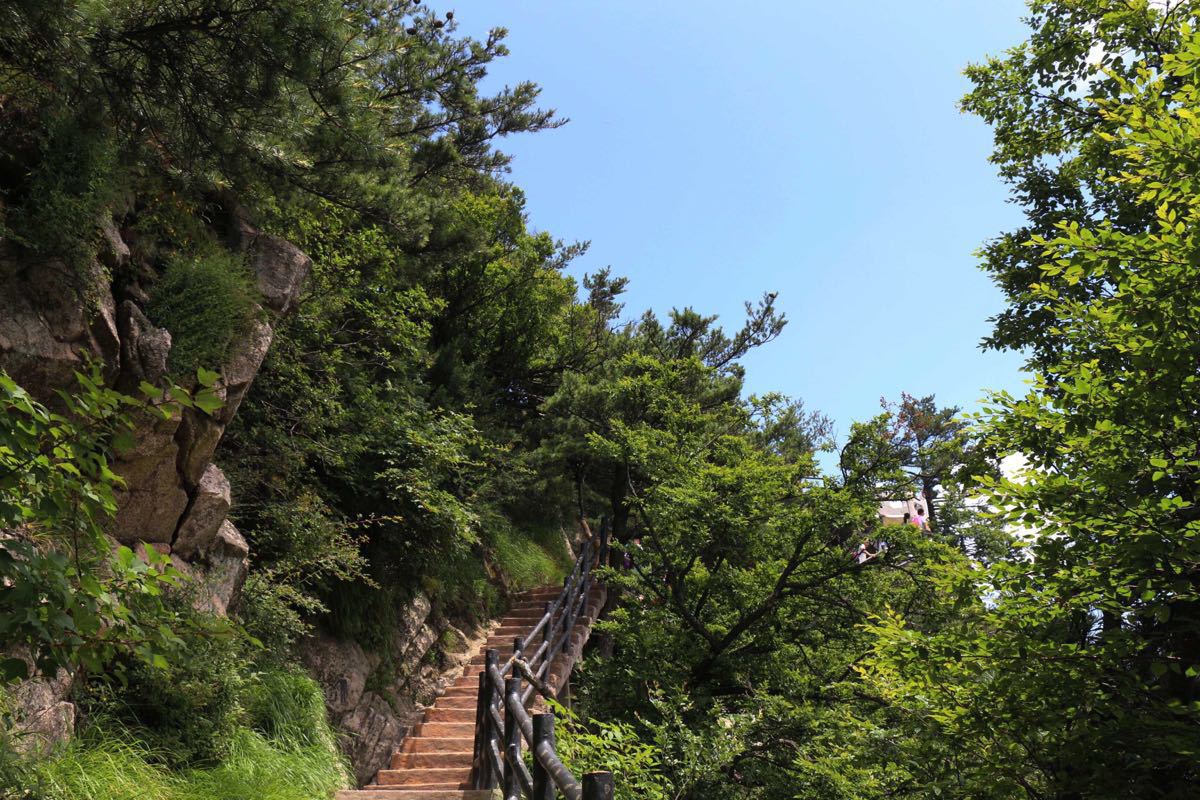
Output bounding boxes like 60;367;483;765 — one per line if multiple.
336;584;600;800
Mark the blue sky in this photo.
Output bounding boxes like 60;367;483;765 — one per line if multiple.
455;1;1033;437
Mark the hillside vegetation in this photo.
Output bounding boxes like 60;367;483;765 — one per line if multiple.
3;1;1200;799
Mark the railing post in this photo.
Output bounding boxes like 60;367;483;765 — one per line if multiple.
531;713;555;800
513;635;525;664
470;669;490;788
582;771;614;800
542;601;554;664
503;675;522;800
485;648;501;789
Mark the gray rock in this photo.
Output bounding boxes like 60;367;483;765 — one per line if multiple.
0;254;117;403
169;520;249;617
117;300;171;386
177;409;227;488
303;633;374;716
173;464;232;559
204;520;249;615
398;623;438;667
112;413;188;543
219;316;273;423
395;593;432;644
250;235;311;314
224;316;273;390
339;693;405;786
7;658;75;756
97;215;130;271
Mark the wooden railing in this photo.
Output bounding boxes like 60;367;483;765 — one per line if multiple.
469;520;614;800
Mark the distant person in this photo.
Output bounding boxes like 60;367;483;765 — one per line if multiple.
622;537;642;570
914;506;929;531
903;512;913;527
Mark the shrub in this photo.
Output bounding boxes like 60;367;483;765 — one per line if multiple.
547;700;669;800
144;252;258;377
1;112;119;276
82;611;249;769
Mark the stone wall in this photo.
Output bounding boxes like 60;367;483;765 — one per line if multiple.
301;593;490;785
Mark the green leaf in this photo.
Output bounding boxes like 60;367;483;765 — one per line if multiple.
196;367;220;387
0;658;29;683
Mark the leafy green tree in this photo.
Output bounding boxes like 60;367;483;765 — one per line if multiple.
964;0;1199;364
882;393;968;530
866;16;1200;799
553;311;964;799
0;0;561;266
541;294;788;541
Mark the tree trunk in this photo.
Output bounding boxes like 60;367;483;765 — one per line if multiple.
921;476;938;530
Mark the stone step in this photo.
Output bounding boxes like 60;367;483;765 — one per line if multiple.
504;607;553;615
377;767;469;786
485;638;538;650
424;707;475;723
415;721;476;738
399;737;475;754
434;695;477;709
369;585;596;797
391;751;474;769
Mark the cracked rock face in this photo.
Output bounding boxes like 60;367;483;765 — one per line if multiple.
173;464;232;559
0;252;119;398
0;210;311;560
5;658;75;757
0;207;311;751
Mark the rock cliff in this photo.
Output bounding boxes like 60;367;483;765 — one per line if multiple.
0;204;309;752
0;205;488;783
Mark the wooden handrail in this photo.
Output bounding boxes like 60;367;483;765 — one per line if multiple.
469;517;613;799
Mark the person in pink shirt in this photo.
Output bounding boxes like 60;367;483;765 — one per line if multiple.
913;506;930;531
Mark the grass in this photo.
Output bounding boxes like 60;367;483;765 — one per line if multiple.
487;520;573;591
23;671;351;800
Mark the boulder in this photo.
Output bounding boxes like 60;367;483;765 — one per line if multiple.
177;410;227;488
173;464;232;559
97;215;130;272
398;623;438;668
395;593;432;645
116;300;171;387
168;520;248;616
219;317;273;422
174;316;272;485
0;253;118;403
250;235;311;314
204;520;249;615
302;633;376;716
111;411;187;543
7;659;75;755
